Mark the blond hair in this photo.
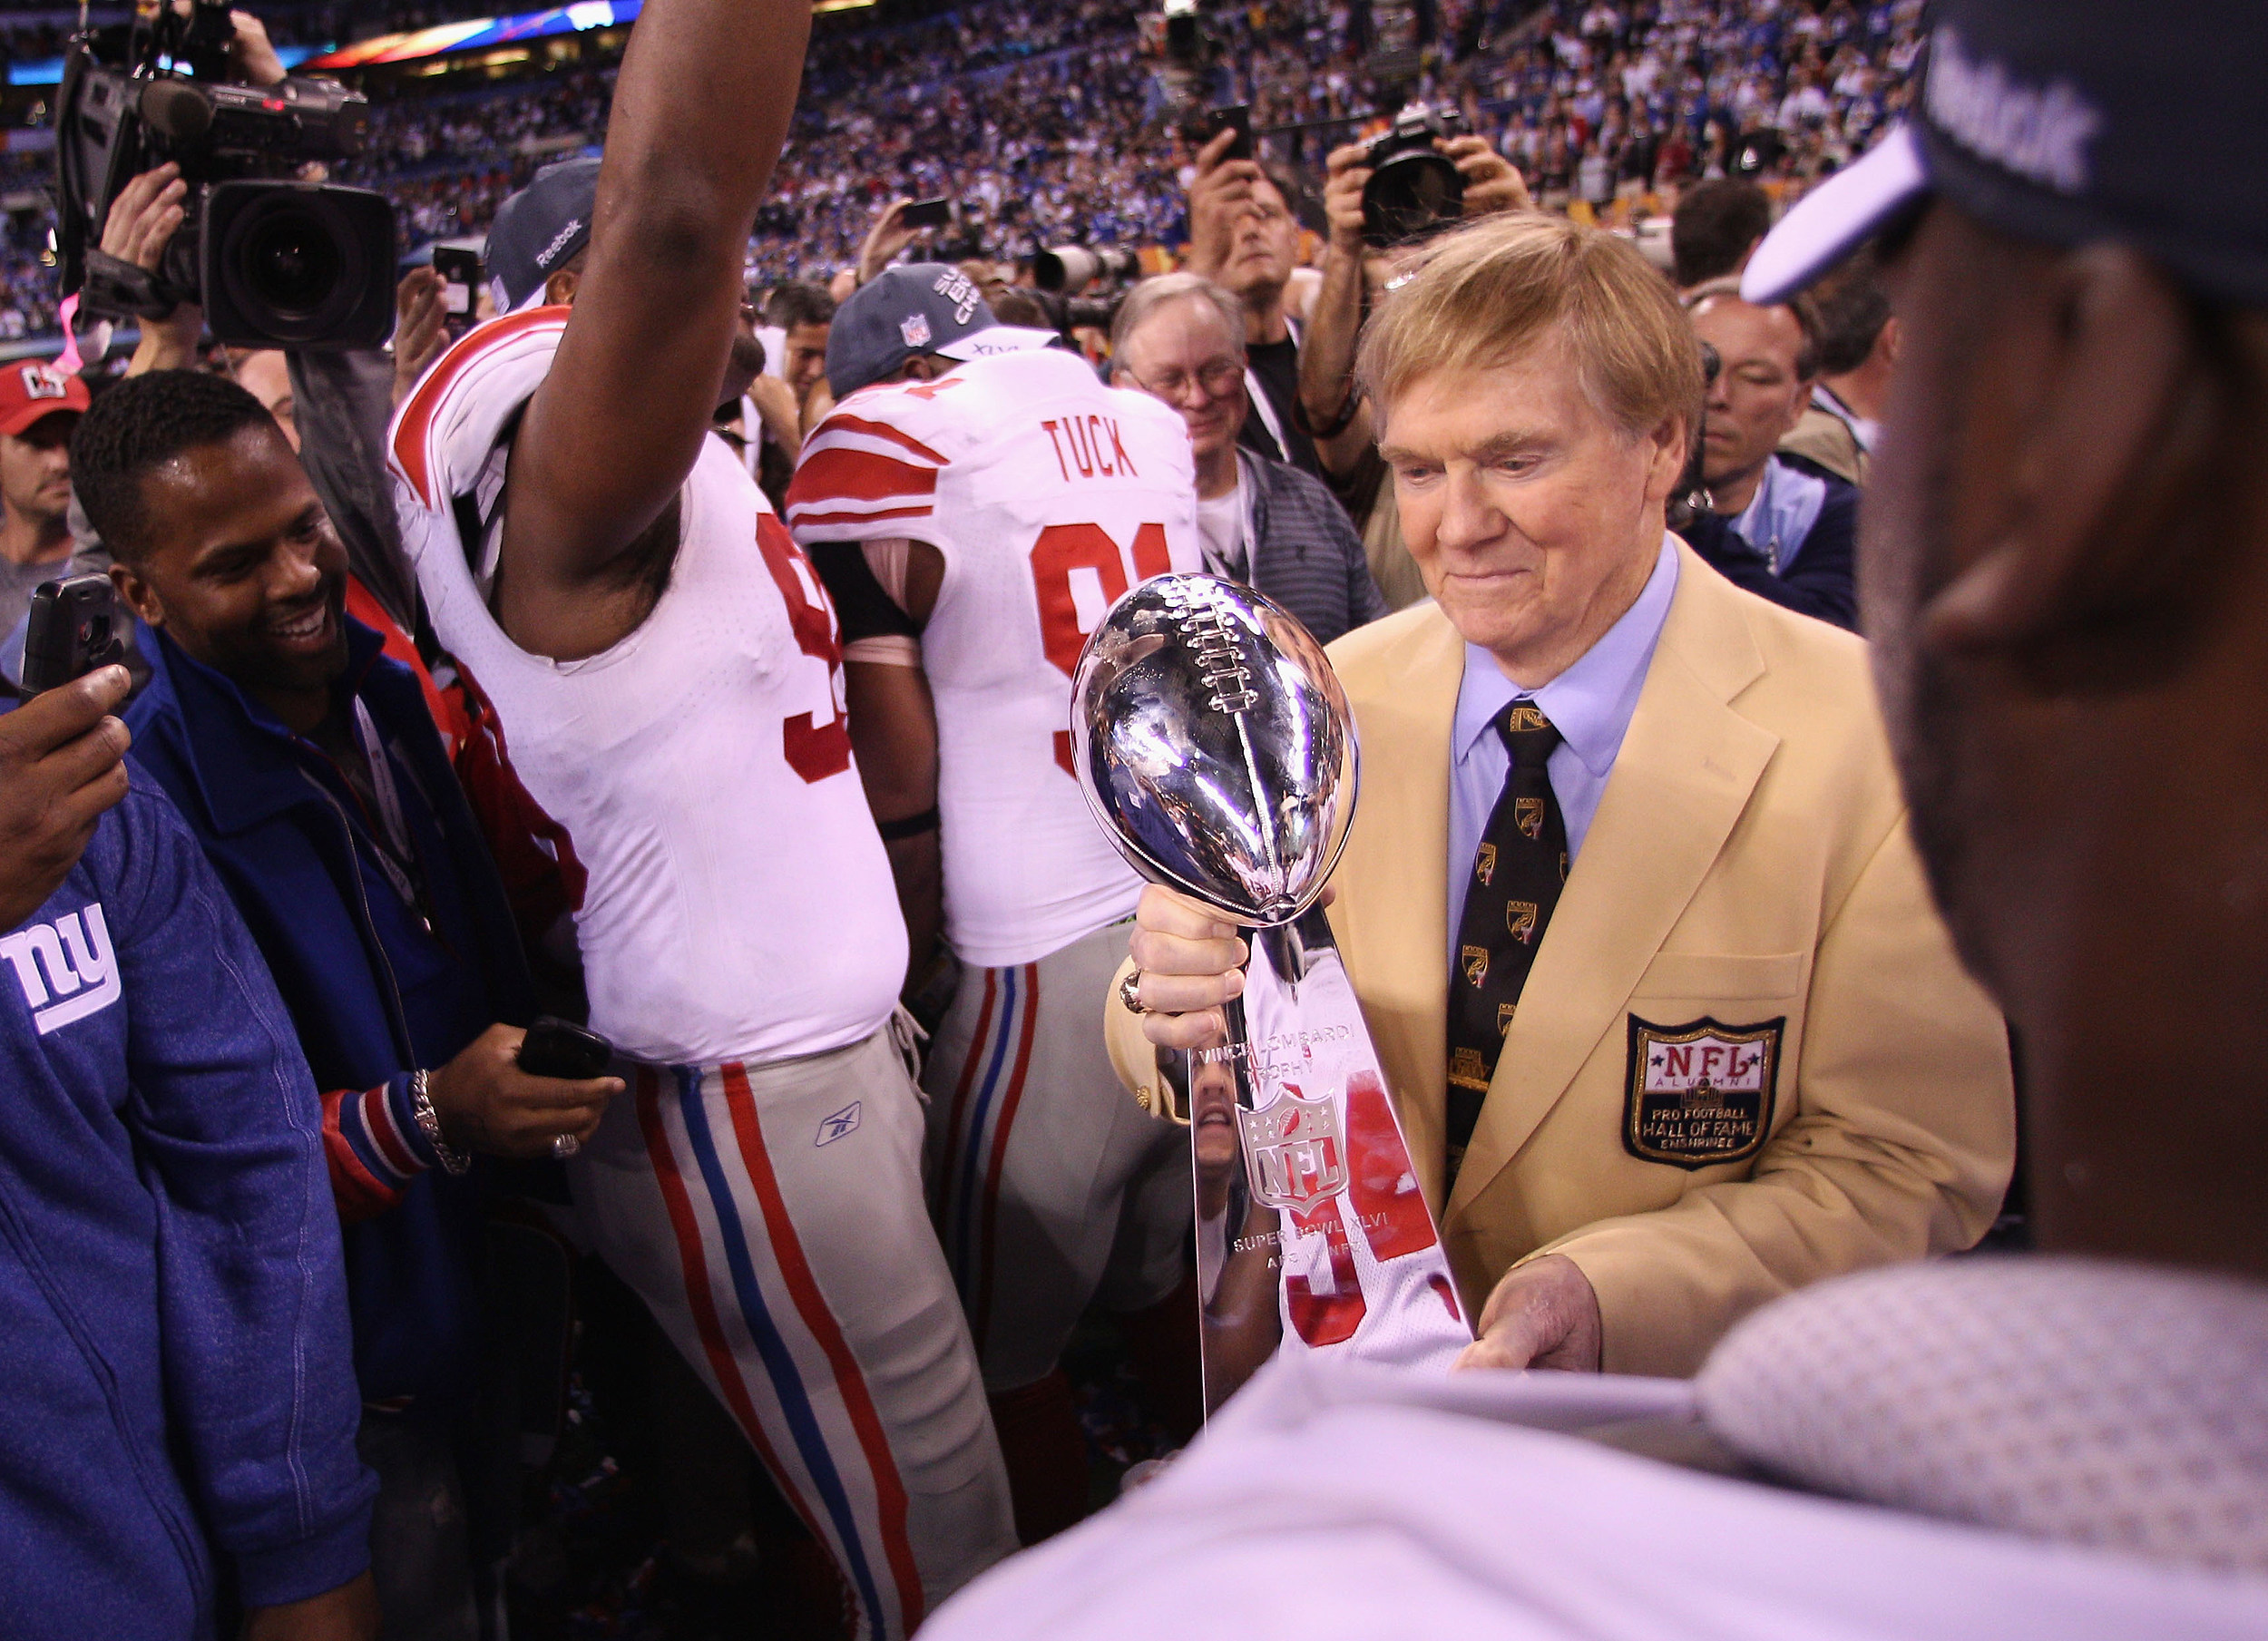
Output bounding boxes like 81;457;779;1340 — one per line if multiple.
1355;213;1704;444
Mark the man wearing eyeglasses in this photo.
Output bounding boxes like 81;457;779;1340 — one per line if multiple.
1111;273;1386;644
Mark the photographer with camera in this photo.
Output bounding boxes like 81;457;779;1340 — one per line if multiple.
64;0;432;651
90;5;288;374
1294;115;1530;602
1680;287;1858;630
1297;116;1531;474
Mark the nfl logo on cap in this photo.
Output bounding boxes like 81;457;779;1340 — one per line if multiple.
900;313;933;349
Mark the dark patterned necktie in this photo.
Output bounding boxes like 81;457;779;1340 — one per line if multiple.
1445;702;1569;1189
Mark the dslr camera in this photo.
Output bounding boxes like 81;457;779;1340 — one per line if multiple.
55;0;396;349
1362;103;1468;249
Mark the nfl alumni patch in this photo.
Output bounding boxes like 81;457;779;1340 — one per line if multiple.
1622;1015;1783;1168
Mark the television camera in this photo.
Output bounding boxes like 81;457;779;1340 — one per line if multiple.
55;0;396;350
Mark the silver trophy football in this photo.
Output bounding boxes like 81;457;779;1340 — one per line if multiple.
1071;574;1470;1415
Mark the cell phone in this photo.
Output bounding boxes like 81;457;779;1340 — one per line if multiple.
1208;103;1254;161
20;574;126;697
901;198;952;230
517;1016;613;1080
432;247;482;337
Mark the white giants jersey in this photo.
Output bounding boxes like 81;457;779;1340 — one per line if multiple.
785;347;1199;969
389;308;905;1067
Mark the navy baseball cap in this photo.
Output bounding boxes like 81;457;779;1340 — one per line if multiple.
1745;0;2268;308
826;262;1054;398
485;157;601;313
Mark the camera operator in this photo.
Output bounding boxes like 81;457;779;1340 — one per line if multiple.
78;367;622;1636
93;5;289;376
1681;287;1858;630
83;7;430;640
1182;129;1324;478
103;163;209;375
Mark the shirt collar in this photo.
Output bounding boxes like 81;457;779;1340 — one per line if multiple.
1727;454;1828;571
1453;532;1681;778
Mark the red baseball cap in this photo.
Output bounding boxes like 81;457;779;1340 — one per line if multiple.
0;361;92;438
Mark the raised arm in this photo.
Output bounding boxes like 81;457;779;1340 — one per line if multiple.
1295;144;1379;481
501;0;810;610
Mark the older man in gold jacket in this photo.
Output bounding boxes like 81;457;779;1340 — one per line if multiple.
1113;215;2013;1379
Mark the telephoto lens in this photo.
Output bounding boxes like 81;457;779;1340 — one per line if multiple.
1034;245;1142;293
201;181;396;349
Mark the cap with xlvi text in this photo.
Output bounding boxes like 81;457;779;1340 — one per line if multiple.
826;262;1056;400
1745;0;2268;308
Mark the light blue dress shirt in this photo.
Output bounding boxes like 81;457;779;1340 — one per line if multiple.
1727;453;1829;575
1446;534;1680;959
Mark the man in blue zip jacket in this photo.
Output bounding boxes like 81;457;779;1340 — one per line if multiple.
0;666;378;1639
72;369;624;1636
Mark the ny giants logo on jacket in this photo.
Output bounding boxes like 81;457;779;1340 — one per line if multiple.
2;904;121;1034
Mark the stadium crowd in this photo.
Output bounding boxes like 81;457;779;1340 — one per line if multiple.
0;0;1932;336
5;0;2266;1638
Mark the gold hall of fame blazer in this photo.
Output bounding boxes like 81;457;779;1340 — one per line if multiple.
1106;542;2016;1377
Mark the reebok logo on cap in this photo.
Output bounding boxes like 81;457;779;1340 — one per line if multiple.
536;218;586;272
1926;25;2102;196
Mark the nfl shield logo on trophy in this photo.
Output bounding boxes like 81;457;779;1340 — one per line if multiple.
1237;1091;1347;1215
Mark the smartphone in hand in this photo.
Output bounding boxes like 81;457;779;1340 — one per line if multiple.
433;247;483;338
1209;103;1254;162
20;574;126;697
517;1016;613;1080
901;199;953;230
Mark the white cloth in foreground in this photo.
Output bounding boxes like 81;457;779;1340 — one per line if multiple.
925;1260;2268;1640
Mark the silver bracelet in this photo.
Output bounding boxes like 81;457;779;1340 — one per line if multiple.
408;1070;472;1176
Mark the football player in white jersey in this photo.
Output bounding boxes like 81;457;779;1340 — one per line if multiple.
785;266;1203;1540
385;11;1014;1636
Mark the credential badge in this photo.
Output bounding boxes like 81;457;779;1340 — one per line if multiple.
1623;1015;1782;1168
1237;1090;1346;1215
